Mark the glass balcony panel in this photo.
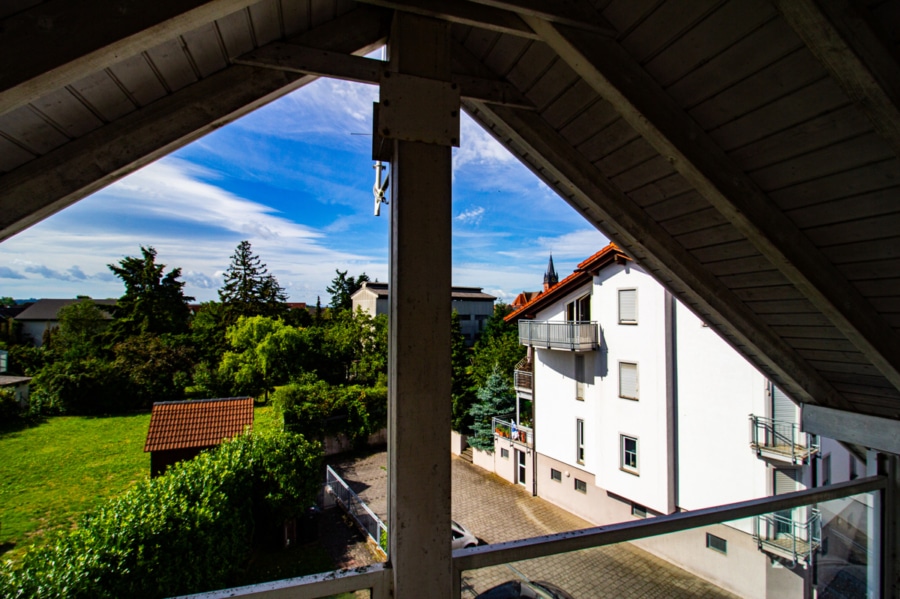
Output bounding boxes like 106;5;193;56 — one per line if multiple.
456;491;875;599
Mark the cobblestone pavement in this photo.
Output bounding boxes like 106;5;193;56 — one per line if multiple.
328;451;739;598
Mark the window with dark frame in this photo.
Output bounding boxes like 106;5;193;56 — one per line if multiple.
575;354;586;401
550;468;562;482
574;478;587;493
706;533;727;554
631;503;647;518
500;448;509;459
621;435;638;474
576;419;585;464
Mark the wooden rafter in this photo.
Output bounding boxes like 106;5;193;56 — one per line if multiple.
354;0;539;39
524;16;900;396
467;99;853;413
0;7;391;241
235;42;534;108
0;0;257;114
773;0;900;159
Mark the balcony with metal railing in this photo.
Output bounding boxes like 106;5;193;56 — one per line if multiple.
753;508;822;566
492;416;533;448
750;415;820;464
517;320;600;351
513;356;533;397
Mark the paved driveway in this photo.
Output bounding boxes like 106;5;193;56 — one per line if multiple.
329;451;738;598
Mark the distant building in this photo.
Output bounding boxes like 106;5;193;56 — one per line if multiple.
14;298;116;347
350;282;496;346
0;375;31;407
143;397;254;477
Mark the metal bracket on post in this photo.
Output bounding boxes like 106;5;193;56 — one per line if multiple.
378;71;460;147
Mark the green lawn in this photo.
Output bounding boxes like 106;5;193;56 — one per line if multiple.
0;405;282;563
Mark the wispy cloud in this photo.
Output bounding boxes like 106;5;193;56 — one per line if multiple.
456;206;485;225
0;266;25;280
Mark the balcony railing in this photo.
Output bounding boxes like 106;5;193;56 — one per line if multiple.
493;416;533;448
514;356;533;395
182;476;883;599
518;320;600;351
754;508;822;566
750;415;819;464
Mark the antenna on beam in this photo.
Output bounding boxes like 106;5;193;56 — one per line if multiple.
373;161;389;216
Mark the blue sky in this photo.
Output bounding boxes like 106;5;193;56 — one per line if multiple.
0;73;607;305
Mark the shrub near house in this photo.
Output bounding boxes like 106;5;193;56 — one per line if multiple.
0;430;322;599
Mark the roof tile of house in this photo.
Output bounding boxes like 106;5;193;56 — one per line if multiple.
143;397;254;453
504;243;629;322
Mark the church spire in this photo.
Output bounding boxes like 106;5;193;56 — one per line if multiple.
543;254;558;292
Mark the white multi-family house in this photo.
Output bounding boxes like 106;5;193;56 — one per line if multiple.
476;244;865;599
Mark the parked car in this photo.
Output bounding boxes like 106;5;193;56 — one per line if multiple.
451;520;478;549
475;580;575;599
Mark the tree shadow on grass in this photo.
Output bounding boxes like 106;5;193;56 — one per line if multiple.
0;541;17;558
0;415;45;438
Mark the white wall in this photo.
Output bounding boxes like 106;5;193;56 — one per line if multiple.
675;303;770;517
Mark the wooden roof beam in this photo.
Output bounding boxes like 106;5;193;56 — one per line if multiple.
525;16;900;395
0;0;258;115
235;42;534;109
355;0;539;39
0;7;391;241
774;0;900;159
466;99;853;413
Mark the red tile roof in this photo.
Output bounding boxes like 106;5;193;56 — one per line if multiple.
504;243;630;322
144;397;254;453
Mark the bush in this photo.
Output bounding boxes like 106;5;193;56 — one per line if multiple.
30;358;128;415
0;431;323;598
274;380;387;446
0;387;23;425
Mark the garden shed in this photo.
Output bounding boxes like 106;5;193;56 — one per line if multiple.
143;397;254;477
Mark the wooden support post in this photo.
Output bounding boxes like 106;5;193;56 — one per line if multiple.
384;11;455;599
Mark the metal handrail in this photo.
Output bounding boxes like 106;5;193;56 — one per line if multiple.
750;414;819;463
754;508;822;564
518;320;600;350
325;465;387;551
493;416;533;446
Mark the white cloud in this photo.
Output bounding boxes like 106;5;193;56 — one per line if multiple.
454;113;515;171
534;229;609;259
455;206;485;225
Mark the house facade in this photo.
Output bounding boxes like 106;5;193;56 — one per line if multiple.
479;245;863;599
351;282;495;345
14;298;116;347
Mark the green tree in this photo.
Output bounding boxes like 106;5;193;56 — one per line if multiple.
219;241;288;322
219;316;307;400
190;301;229;364
450;310;475;432
326;269;369;312
467;365;516;451
113;333;195;406
320;310;387;385
108;247;193;339
53;298;108;360
0;296;15;308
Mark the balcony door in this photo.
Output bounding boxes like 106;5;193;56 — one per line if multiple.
566;294;590;322
516;449;527;486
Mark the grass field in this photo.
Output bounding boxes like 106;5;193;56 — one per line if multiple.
0;405;282;563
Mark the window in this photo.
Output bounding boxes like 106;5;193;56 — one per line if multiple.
550;468;562;482
822;454;831;486
621;435;638;474
575;354;586;400
500;448;509;459
566;294;591;322
850;456;859;480
576;419;585;464
574;478;587;493
618;289;637;324
631;503;647;519
619;362;638;400
706;533;727;554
